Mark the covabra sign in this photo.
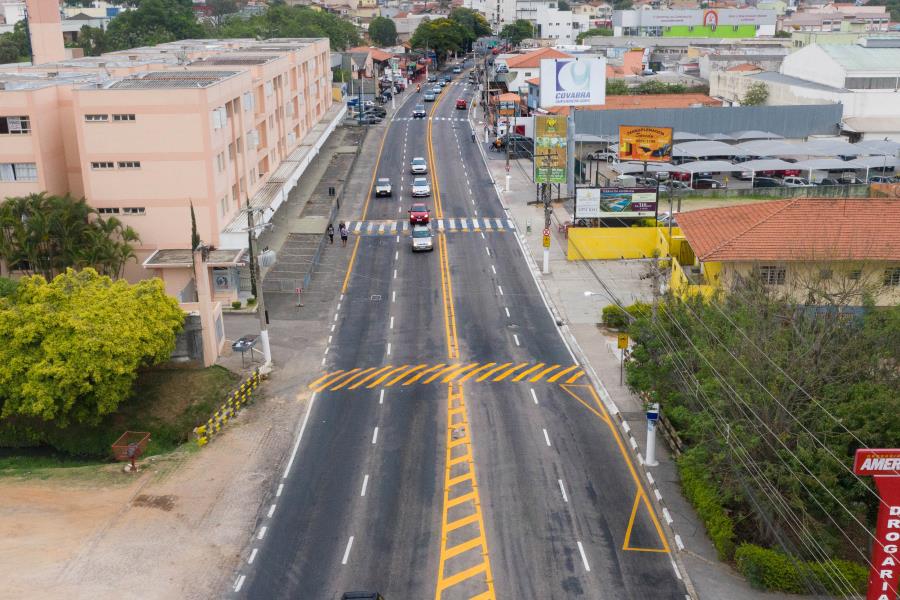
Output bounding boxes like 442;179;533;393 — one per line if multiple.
539;58;606;108
854;448;900;600
575;187;658;219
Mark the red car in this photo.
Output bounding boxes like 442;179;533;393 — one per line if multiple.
456;98;467;110
671;171;692;182
408;203;430;225
758;169;801;177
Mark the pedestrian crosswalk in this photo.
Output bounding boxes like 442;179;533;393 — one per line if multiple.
344;218;516;236
394;117;470;122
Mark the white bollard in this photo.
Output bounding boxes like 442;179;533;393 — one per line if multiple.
646;403;660;467
542;248;550;274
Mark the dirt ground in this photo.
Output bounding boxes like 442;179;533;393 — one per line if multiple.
0;383;313;600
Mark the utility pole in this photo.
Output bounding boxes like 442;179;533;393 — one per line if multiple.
535;149;555;275
245;199;273;371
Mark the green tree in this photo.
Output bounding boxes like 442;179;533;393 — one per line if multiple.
613;0;633;8
557;0;571;10
207;0;240;27
0;193;139;280
0;269;184;427
73;25;108;57
214;4;360;50
867;0;900;21
368;16;397;46
410;18;469;62
742;82;769;105
0;21;32;62
499;19;535;46
450;7;492;38
577;27;613;43
774;30;791;38
606;78;629;95
104;0;205;51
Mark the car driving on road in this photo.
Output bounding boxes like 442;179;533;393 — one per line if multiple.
411;177;431;197
456;98;467;110
432;85;442;94
408;203;430;225
423;92;435;102
452;66;462;74
375;178;392;197
410;157;428;174
411;225;434;252
413;104;426;118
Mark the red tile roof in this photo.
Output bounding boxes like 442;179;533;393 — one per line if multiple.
726;62;763;72
676;198;900;262
505;47;572;69
525;77;540;85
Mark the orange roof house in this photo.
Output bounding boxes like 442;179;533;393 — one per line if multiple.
504;47;572;69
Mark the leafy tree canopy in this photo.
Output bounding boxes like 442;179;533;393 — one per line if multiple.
577;27;613;43
368;16;397;46
104;0;205;51
449;7;492;40
499;19;535;47
410;18;469;60
742;81;769;106
557;0;571;10
0;21;31;62
0;269;184;427
0;193;140;280
215;4;360;50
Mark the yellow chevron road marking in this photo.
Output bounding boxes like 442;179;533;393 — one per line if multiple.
403;363;447;386
331;367;377;391
547;364;579;383
511;362;545;382
459;362;497;382
347;365;394;390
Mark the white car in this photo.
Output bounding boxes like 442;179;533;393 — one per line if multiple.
410;157;428;174
782;176;813;187
410;225;434;252
411;177;431;197
374;177;392;197
588;150;618;163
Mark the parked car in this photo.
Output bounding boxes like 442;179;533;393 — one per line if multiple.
357;114;382;125
587;150;618;163
410;225;434;252
365;106;386;117
670;171;692;182
375;178;392;197
782;176;813;187
869;175;897;184
752;177;781;188
455;98;467;110
692;178;724;189
817;178;841;186
408;203;430;225
341;593;384;600
841;176;866;185
656;212;677;226
411;177;431;197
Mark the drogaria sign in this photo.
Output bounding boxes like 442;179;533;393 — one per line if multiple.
854;449;900;600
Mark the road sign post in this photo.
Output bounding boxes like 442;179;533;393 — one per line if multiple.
618;332;628;385
853;449;900;600
645;402;660;467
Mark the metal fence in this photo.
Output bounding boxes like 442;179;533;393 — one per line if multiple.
193;370;262;447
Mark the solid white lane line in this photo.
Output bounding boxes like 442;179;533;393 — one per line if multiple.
505;307;510;318
379;389;385;405
257;526;267;540
387;343;392;355
390;316;394;329
558;479;569;503
543;428;552;447
361;474;369;497
498;285;504;296
342;536;354;565
372;427;379;444
267;504;276;518
491;265;496;274
276;483;284;497
513;334;520;346
283;391;317;479
577;541;591;572
530;388;538;404
234;575;246;592
248;548;258;564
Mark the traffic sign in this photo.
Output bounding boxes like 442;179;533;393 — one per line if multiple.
542;227;550;237
617;333;628;349
542;234;551;248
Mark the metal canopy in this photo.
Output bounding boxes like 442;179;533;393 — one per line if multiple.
791;158;862;171
850;155;900;168
675;160;747;173
853;139;900;156
733;159;797;172
733;139;802;156
613;162;678;174
705;133;735;141
673;141;738;158
673;131;709;141
792;139;861;156
730;130;784;141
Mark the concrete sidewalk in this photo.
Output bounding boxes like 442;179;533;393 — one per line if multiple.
471;121;796;599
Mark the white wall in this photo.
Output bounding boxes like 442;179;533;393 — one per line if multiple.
780;44;846;88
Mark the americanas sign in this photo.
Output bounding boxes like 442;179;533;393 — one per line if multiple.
539;58;607;108
853;449;900;600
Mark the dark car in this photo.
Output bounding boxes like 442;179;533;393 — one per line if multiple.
364;106;387;117
692;178;724;189
817;178;841;186
427;74;437;83
341;594;384;600
752;177;781;188
357;114;383;125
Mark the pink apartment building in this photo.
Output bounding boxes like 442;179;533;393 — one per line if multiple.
0;37;345;307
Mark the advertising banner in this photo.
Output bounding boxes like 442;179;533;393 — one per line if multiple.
539;58;606;108
534;116;568;184
575;187;657;218
853;449;900;600
619;125;674;162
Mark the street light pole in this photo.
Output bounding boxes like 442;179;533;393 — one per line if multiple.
245;199;273;371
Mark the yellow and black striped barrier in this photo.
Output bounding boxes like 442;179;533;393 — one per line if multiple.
193;370;262;447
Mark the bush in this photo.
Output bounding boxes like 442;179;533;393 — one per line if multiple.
602;302;653;329
735;543;867;595
231;300;242;309
678;448;736;560
246;296;257;306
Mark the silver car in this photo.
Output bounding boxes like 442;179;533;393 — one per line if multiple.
410;157;428;174
411;225;434;252
411;177;431;197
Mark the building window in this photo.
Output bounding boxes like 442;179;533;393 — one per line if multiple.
236;137;243;154
85;114;109;122
228;143;235;160
0;116;31;134
848;269;863;281
759;265;786;285
91;161;115;169
98;207;120;214
117;161;141;169
112;114;136;121
884;267;900;287
122;207;145;215
220;196;227;217
0;162;37;181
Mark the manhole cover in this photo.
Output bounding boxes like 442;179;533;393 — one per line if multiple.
370;295;382;301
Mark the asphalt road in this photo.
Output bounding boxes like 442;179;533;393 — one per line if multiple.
237;63;686;600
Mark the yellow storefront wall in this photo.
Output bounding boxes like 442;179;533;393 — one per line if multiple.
567;226;681;260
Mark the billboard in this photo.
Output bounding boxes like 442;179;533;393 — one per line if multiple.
539;58;606;108
618;125;674;163
534;116;567;184
575;187;658;219
853;449;900;600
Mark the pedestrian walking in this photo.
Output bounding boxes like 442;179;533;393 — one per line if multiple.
326;223;334;244
339;222;348;247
